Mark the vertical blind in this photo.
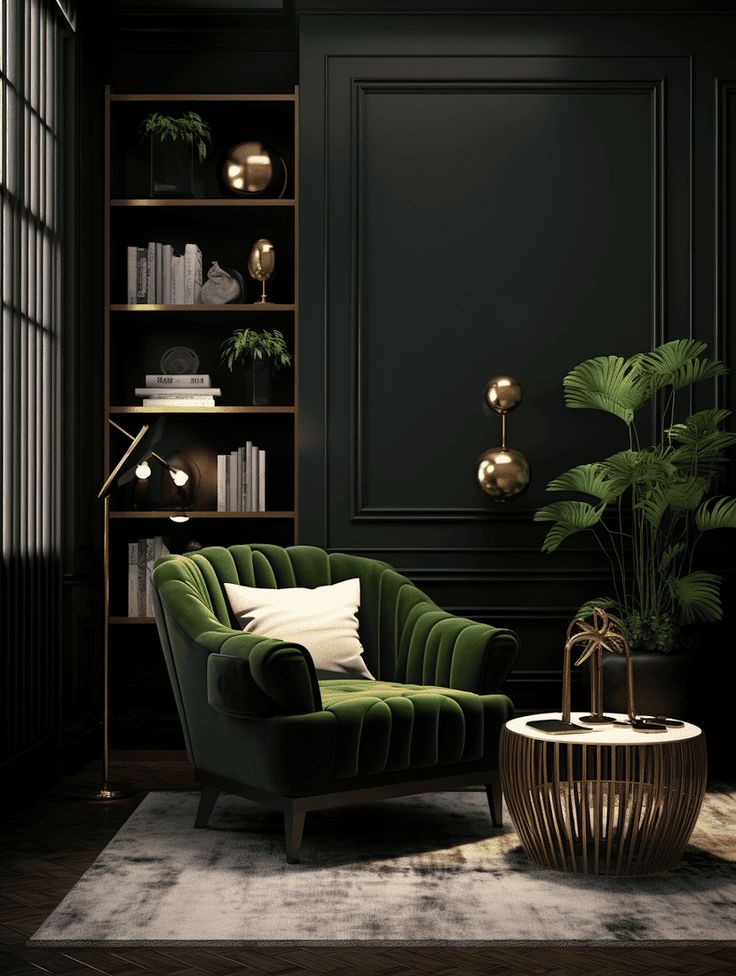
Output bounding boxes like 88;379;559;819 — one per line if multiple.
1;0;69;767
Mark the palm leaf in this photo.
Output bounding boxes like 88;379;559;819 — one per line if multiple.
563;355;646;424
635;476;708;529
660;541;686;572
695;496;736;532
575;596;619;620
534;500;605;553
546;463;622;503
668;571;723;623
602;449;676;493
668;408;731;440
636;339;707;394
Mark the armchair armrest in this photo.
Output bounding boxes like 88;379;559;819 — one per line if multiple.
201;630;322;718
399;606;519;694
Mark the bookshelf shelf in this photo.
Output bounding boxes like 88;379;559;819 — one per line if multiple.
110;304;295;312
112;199;295;208
110;93;296;103
110;617;156;625
110;511;295;519
110;405;295;414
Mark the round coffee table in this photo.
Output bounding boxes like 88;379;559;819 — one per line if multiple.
500;712;707;876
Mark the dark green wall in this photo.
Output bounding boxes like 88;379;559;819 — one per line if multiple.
297;12;736;738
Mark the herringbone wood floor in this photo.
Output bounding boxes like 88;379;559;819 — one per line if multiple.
1;756;734;976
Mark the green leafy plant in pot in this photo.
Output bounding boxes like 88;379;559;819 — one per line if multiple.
220;328;292;406
140;111;212;198
535;339;736;716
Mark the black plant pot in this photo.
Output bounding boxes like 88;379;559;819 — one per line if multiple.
150;139;194;198
603;650;697;720
243;358;273;406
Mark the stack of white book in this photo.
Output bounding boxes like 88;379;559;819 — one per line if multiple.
217;443;266;512
135;373;220;407
126;243;203;304
128;536;169;618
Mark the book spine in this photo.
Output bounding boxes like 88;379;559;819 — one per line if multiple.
127;542;139;617
145;538;155;618
229;450;238;513
237;446;245;513
127;246;137;304
258;449;266;512
217;455;226;512
162;244;173;304
184;244;196;304
137;539;146;619
155;243;163;304
244;441;252;511
144;374;211;387
172;254;185;305
194;245;202;304
248;444;257;512
141;397;215;406
146;242;156;302
224;454;230;511
135;388;221;397
136;248;147;302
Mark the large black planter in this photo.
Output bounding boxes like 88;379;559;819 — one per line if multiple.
603;650;697;720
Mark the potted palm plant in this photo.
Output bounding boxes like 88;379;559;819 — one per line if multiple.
535;339;736;716
140;110;212;198
220;328;292;405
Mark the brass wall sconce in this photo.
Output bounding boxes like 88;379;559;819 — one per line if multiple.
476;375;531;502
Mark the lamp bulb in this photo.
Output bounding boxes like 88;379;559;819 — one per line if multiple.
169;515;190;523
170;468;189;487
135;460;152;480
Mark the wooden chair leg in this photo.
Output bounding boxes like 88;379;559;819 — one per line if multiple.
194;787;220;828
284;808;306;864
485;772;503;827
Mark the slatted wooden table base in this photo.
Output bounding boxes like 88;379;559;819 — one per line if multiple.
501;713;707;877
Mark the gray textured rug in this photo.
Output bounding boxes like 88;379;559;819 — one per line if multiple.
30;788;736;946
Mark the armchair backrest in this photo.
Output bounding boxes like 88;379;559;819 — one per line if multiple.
153;543;436;682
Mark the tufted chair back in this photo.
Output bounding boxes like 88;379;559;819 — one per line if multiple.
153;543;451;684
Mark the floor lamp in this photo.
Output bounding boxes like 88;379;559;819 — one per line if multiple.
92;417;188;801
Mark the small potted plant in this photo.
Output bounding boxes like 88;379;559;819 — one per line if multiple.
140;110;212;198
220;328;292;405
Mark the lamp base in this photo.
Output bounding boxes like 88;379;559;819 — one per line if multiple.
579;714;617;724
86;782;132;801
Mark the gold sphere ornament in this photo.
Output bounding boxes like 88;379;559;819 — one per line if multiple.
476;447;531;502
222;141;287;198
484;375;522;414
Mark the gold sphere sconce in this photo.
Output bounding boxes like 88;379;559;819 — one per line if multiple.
476;375;531;502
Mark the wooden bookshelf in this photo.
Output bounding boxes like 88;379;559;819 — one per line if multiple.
104;87;300;702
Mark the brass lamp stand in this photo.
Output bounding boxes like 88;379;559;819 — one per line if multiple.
89;418;170;801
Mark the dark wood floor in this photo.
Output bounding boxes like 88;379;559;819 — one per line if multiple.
1;755;734;976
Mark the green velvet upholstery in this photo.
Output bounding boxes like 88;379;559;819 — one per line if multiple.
152;543;519;859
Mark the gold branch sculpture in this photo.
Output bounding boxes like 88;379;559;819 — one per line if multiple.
561;607;637;725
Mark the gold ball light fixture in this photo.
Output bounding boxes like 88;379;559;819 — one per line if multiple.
476;375;531;502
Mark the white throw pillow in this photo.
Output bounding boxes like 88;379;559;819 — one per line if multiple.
224;578;375;681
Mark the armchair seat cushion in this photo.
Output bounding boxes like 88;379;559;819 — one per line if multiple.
319;679;511;779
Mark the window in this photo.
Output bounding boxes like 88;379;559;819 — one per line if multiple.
1;0;73;765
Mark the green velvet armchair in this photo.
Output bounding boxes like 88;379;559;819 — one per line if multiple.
152;543;519;862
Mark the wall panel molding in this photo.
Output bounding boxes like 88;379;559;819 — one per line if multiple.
348;76;667;522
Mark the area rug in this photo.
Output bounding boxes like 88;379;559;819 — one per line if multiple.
30;787;736;946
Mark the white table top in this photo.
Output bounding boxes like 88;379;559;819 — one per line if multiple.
506;711;702;746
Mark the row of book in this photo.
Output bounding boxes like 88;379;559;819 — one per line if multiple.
217;443;267;511
128;536;169;618
134;372;221;407
126;243;203;304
